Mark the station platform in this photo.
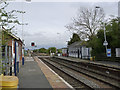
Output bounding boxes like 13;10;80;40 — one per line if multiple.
34;56;73;89
54;56;120;69
18;56;73;89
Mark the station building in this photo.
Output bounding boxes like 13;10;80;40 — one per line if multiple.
68;41;92;59
1;29;24;76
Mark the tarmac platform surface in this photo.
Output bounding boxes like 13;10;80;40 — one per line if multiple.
18;57;52;88
18;56;72;89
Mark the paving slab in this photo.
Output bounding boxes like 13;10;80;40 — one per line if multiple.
18;57;52;88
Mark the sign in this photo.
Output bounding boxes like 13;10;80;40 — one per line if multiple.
107;49;111;57
103;41;108;46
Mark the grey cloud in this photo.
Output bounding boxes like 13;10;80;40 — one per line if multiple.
7;2;118;49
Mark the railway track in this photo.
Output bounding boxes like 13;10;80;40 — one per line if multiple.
38;57;120;89
54;57;120;77
39;57;94;89
50;57;120;88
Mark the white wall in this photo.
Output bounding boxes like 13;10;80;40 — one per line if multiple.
68;46;91;59
116;48;120;57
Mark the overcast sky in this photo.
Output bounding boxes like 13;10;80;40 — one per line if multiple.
6;0;119;49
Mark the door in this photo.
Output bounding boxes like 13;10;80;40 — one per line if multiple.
78;49;79;58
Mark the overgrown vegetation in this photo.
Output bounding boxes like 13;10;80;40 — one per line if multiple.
68;33;81;45
66;7;120;61
1;1;25;45
0;0;25;74
33;47;62;55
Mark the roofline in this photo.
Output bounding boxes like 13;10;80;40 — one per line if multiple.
62;48;68;49
68;41;87;47
2;28;23;43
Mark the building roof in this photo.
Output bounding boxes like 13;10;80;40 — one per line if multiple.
68;41;87;48
2;28;23;43
62;47;68;49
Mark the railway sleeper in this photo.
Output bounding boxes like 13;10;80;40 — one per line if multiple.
48;58;120;89
51;58;120;81
53;57;120;79
43;59;100;89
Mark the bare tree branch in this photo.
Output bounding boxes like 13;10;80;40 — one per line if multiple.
66;7;105;41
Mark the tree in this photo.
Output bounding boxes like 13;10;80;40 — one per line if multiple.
0;1;26;74
0;1;25;32
33;49;38;53
47;47;56;54
39;48;47;53
68;33;81;45
89;30;105;55
0;1;25;46
89;17;120;58
57;49;62;53
66;7;105;41
105;17;120;54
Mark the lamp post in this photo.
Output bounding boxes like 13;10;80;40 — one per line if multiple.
95;6;108;56
103;25;108;56
21;0;24;65
21;0;31;65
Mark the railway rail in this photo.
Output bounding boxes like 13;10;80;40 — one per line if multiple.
54;57;120;77
50;57;120;88
38;57;120;89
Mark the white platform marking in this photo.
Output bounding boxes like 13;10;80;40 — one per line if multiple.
38;58;74;89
